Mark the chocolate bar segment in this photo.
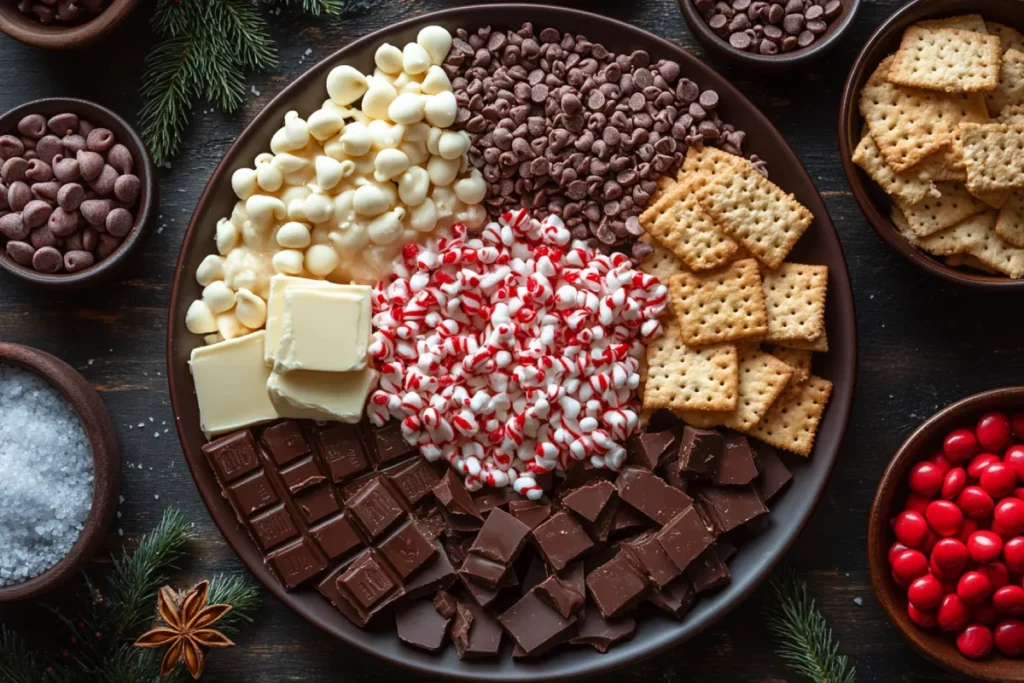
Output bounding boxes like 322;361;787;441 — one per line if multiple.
395;599;450;652
452;601;502;659
509;498;551;529
616;466;692;525
623;530;682;588
585;549;649;619
372;420;417;465
632;429;679;470
688;545;732;593
570;612;636;652
656;506;716;572
468;508;531;565
533;510;595;571
347;478;405;539
499;591;578;656
267;536;328;589
313;423;370;483
754;445;793;502
377;520;437;579
698;485;768;533
535;572;586;618
677;425;723;479
203;430;261;483
261;421;310;466
714;434;758;486
562;480;616;523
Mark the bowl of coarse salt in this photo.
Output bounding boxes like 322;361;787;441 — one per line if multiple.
0;343;118;602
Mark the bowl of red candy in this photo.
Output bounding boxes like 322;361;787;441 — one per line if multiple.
870;386;1024;681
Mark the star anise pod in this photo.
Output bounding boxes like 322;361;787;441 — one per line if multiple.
134;580;234;679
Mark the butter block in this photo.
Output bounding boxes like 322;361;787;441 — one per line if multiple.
190;331;279;438
267;367;379;423
275;286;372;373
264;274;340;366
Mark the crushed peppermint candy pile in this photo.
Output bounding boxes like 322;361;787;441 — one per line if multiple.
366;209;668;500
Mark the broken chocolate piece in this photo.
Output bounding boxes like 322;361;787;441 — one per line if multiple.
714;434;758;486
535;571;586;618
377;520;436;579
610;502;651;538
532;510;595;571
452;601;502;659
570;612;637;652
585;549;649;619
562;480;616;523
459;553;510;589
698;485;768;533
509;498;552;529
472;486;515;516
648;579;696;618
656;506;716;572
404;540;457;599
395;599;449;652
433;469;484;520
499;591;578;656
385;458;439;507
468;508;532;565
372;420;417;465
623;530;682;588
616;466;692;525
434;589;457;619
688;545;732;593
633;428;679;470
677;425;723;479
754;445;793;502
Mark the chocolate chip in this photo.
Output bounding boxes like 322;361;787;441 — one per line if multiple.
64;249;94;272
35;136;63;165
86;128;115;153
806;19;827;34
783;13;805;34
0;136;24;160
17;115;46;139
48;207;80;237
47;113;79;136
57;183;84;212
32;246;62;273
31;181;60;203
7;181;30;212
6;240;34;266
0;212;28;240
797;30;816;46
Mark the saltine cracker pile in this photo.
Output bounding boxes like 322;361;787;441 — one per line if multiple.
636;145;833;457
854;15;1024;278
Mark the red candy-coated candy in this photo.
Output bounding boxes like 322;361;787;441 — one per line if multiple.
892;548;930;586
958;486;996;520
994;498;1024;538
994;585;1024;617
956;624;994;659
979;561;1011;590
942;467;967;500
958;518;980;544
1005;445;1024;483
928;451;952;475
978;412;1012;452
968;453;1002;480
893;510;929;547
926;500;963;537
889;541;910;566
973;603;1000;627
945;429;980;463
982;463;1017;499
1004;537;1024;574
930;538;970;579
994;619;1024;656
969;530;1005;564
908;574;944;610
908;604;937;629
1012;412;1024;440
958;571;994;605
909;461;945;496
905;493;932;514
938;594;970;632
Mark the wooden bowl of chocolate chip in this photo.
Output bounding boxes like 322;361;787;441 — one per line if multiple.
0;0;140;50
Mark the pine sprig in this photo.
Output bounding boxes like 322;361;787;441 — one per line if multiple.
766;567;857;683
141;0;345;166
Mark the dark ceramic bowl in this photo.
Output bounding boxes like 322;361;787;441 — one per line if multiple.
869;387;1024;681
0;0;139;50
0;98;157;289
167;5;857;680
0;342;119;602
678;0;860;72
839;0;1024;290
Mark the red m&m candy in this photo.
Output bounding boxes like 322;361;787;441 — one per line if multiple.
957;486;995;520
977;412;1012;452
995;619;1024;656
957;571;993;605
1011;412;1024;440
907;604;937;629
968;453;1001;479
994;498;1024;538
944;429;979;463
930;538;970;580
1005;445;1024;482
893;510;929;547
908;574;943;610
1003;537;1024;574
994;585;1024;617
981;462;1017;498
938;594;970;632
925;500;963;537
892;548;929;587
967;530;1004;564
978;561;1011;591
909;461;944;496
956;624;994;659
941;467;967;500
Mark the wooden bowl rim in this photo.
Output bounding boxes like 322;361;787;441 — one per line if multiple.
837;0;1024;290
0;0;139;50
0;343;119;602
677;0;861;72
868;386;1024;681
0;97;158;289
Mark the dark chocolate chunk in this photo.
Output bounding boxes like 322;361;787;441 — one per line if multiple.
372;420;417;464
535;572;586;618
580;492;619;544
439;506;484;534
203;430;261;483
562;460;613;490
698;485;768;533
266;536;328;589
405;540;457;599
434;469;484;520
509;498;552;529
562;480;616;523
227;470;278;516
460;553;512;589
250;506;300;552
385;458;439;507
377;520;437;579
452;601;503;659
623;530;682;588
714;433;758;485
533;510;595;571
616;466;692;524
261;420;309;465
688;545;732;593
468;508;532;565
336;550;405;622
656;506;716;572
570;612;636;652
309;512;364;560
633;428;679;469
294;485;340;524
313;423;370;483
521;555;549;594
395;599;449;652
585;549;649;619
279;456;326;494
499;591;578;656
753;444;792;502
472;486;515;516
648;579;695;617
677;425;723;479
610;502;651;538
347;478;405;539
434;589;458;619
413;508;447;541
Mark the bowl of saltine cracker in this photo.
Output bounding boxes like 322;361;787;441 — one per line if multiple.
839;0;1024;288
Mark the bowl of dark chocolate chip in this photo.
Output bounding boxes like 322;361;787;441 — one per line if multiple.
0;98;156;288
0;342;119;602
679;0;860;71
0;0;140;50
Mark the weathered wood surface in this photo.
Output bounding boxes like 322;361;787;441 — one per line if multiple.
1;1;1020;680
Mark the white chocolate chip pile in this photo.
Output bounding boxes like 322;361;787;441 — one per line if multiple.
186;25;487;343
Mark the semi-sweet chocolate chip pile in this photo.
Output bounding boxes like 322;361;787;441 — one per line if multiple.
203;413;793;658
14;0;111;25
693;0;844;54
444;23;763;257
0;112;140;273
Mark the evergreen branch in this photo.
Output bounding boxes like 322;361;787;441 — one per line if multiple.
206;573;263;633
0;626;49;683
766;567;857;683
139;35;200;168
220;0;278;71
263;0;344;15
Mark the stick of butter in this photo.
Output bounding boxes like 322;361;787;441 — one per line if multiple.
263;274;341;366
190;331;280;438
267;367;379;423
275;286;371;373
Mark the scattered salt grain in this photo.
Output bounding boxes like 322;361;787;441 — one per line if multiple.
0;365;93;586
853;597;863;606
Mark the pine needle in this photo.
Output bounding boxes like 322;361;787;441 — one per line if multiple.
766;567;857;683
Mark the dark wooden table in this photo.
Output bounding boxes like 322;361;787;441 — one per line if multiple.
1;1;1019;681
